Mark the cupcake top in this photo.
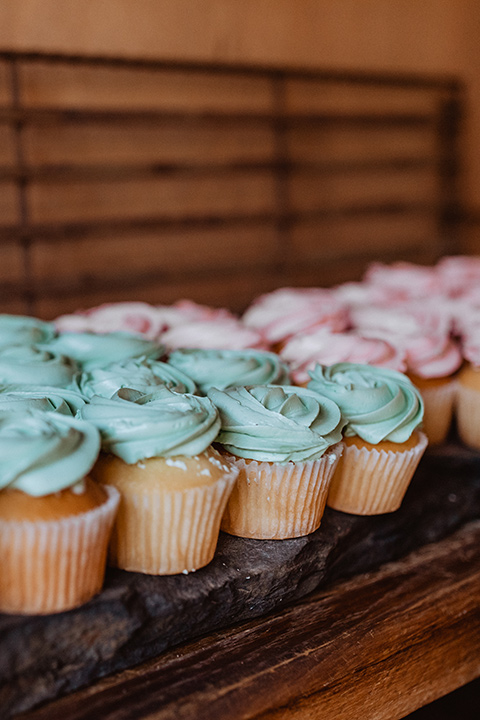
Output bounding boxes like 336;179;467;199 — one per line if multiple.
167;348;290;394
0;314;57;348
0;384;87;416
77;357;196;399
41;332;163;371
363;261;441;300
0;412;100;496
160;317;268;351
436;255;480;297
279;328;406;385
0;345;79;387
308;362;423;444
54;302;167;340
242;287;349;345
80;387;220;463
207;384;344;463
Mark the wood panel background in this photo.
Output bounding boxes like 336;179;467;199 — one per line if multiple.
0;54;461;318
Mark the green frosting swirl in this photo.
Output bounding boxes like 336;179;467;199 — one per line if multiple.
167;348;291;394
0;345;78;387
80;387;220;463
0;314;56;348
0;412;101;496
308;362;424;443
0;384;88;416
40;332;163;371
207;385;344;463
77;357;196;399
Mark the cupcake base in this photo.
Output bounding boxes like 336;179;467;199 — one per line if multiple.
92;449;238;575
327;431;428;515
456;364;480;450
408;373;457;446
221;444;343;539
0;484;119;615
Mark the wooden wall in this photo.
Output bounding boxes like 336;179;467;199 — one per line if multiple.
0;1;477;317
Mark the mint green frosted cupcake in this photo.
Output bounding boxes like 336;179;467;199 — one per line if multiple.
207;385;344;539
308;363;427;515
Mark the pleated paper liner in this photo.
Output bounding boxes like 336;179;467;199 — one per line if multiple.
95;454;238;575
327;432;428;516
0;485;119;615
221;443;343;539
456;383;480;450
408;374;457;446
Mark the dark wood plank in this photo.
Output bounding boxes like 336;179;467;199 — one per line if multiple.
18;519;480;720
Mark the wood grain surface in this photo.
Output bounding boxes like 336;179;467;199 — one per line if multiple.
18;519;480;720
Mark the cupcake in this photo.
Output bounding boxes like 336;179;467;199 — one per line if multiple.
80;388;237;575
363;261;442;301
0;412;119;614
207;385;344;539
351;304;460;445
167;348;291;394
456;326;480;449
308;363;427;515
76;357;196;399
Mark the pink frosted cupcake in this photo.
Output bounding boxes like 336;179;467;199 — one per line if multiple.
55;302;167;340
350;303;460;444
242;288;349;348
363;261;442;301
456;326;480;449
279;327;406;386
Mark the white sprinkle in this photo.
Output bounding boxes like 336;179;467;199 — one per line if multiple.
71;480;85;495
137;461;146;469
182;569;189;574
245;576;250;580
166;458;188;471
200;468;211;476
267;496;270;501
328;454;337;464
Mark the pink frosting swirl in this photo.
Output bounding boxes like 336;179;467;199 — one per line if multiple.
460;325;480;367
280;328;406;384
436;255;480;297
363;261;442;300
161;318;268;351
55;302;167;340
242;288;349;344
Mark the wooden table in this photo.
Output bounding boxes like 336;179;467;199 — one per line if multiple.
19;518;480;720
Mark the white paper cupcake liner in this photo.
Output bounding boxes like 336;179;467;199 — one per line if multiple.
327;432;428;515
0;485;119;615
108;467;237;575
418;379;456;445
221;443;343;539
456;383;480;450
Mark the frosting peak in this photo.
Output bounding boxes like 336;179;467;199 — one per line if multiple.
0;412;100;496
207;384;344;462
308;362;423;444
80;387;220;463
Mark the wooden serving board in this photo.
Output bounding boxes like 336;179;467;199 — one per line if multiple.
2;440;480;718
